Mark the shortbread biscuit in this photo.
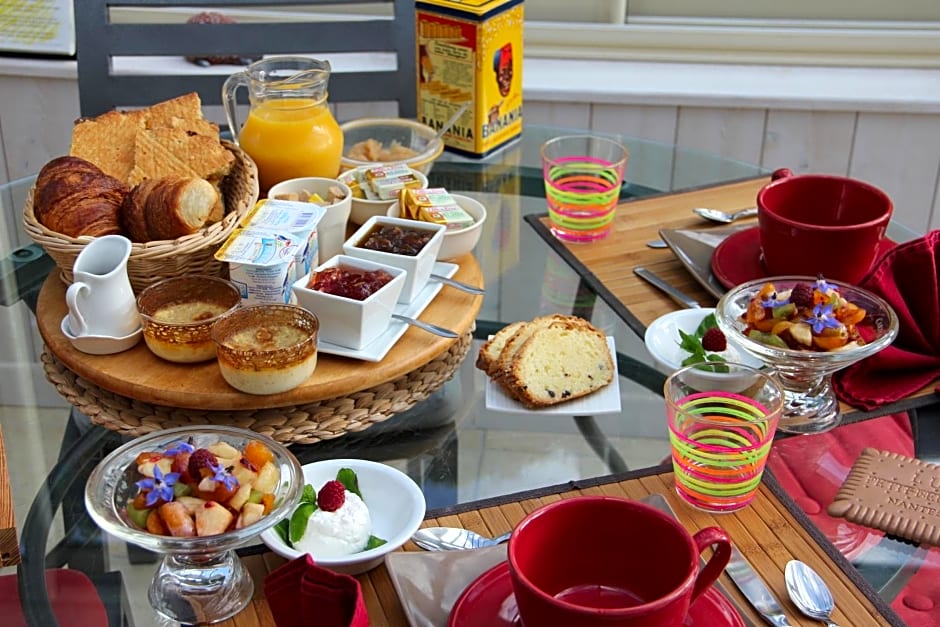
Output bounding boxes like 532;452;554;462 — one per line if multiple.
828;448;940;547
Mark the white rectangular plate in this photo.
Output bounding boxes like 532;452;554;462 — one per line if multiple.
316;261;459;362
484;336;621;415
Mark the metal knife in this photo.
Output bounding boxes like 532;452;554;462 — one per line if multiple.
726;546;794;626
633;266;701;309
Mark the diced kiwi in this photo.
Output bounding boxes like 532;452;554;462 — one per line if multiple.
771;303;795;319
127;502;151;529
748;329;788;349
173;482;192;498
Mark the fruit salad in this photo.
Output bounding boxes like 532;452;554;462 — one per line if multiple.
124;438;280;537
275;468;386;557
740;277;867;351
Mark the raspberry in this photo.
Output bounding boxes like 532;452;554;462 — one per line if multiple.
790;282;814;309
701;327;727;352
317;480;346;512
188;448;219;480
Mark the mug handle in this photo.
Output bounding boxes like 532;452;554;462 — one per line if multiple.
65;281;90;336
771;167;793;181
689;527;732;603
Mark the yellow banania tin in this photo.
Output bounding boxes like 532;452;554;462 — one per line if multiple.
416;0;523;158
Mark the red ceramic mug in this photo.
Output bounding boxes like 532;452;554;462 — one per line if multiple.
507;496;731;627
757;168;893;284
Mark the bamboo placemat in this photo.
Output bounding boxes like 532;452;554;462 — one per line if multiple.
526;176;768;336
220;467;901;627
525;177;939;412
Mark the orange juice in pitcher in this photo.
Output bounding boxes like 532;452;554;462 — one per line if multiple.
224;57;343;191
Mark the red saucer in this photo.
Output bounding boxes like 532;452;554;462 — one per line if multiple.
711;226;897;290
447;562;745;627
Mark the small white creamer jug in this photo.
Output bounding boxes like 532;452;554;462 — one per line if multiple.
65;235;140;337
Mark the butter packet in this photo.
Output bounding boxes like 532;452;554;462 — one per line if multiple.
400;187;475;230
363;164;424;200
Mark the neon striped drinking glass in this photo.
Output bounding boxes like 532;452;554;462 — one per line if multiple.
664;362;785;513
541;135;629;243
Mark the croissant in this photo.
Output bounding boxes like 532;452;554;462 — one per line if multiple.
33;156;127;238
121;177;219;242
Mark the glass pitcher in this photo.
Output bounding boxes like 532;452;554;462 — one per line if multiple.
223;57;344;192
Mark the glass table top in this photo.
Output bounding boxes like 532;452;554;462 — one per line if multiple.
3;124;935;626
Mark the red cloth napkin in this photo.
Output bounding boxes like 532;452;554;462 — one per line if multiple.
264;555;369;627
833;229;940;410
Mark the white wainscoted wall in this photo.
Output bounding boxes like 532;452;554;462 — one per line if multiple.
1;57;939;406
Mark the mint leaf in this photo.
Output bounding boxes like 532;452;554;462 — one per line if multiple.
364;535;387;550
289;502;317;544
336;468;362;499
694;313;719;337
274;519;291;547
301;484;317;505
677;329;701;353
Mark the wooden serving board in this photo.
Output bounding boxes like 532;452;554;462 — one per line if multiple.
35;255;483;411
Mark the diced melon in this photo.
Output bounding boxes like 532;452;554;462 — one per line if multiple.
789;322;813;347
195;501;235;536
175;495;207;515
231;459;258;488
253;461;280;494
208;442;240;465
236;502;265;529
228;483;253;512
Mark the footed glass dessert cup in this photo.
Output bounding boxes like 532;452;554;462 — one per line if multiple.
716;276;898;434
85;425;303;624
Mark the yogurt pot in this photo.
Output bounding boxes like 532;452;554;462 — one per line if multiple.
241;199;327;278
214;228;302;305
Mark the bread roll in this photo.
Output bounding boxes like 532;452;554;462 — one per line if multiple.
33;156;127;238
122;177;219;242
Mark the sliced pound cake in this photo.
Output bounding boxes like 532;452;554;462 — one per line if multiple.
503;319;613;408
491;314;571;385
475;320;526;375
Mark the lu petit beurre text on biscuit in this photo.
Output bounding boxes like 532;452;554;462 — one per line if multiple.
828;448;940;546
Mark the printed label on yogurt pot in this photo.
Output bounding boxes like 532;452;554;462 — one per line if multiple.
214;228;301;304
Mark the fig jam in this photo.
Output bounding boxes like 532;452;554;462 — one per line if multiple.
308;266;393;301
359;224;432;256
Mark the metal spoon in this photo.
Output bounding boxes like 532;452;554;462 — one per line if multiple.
430;273;485;295
693;207;759;224
785;560;840;627
391;314;458;338
412;526;512;551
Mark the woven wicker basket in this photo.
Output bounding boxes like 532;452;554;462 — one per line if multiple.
23;139;259;293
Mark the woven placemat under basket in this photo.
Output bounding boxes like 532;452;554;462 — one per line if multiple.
41;329;472;445
23;139;259;293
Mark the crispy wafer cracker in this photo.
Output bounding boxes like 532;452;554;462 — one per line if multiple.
128;129;201;185
828;448;940;546
146;127;234;179
69;110;143;182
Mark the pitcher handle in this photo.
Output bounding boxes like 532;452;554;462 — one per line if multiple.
222;72;249;144
65;281;91;336
689;527;732;604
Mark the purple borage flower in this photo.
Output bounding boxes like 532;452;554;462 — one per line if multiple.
136;465;180;507
209;461;239;491
806;303;842;334
815;276;838;294
164;440;195;456
760;291;790;308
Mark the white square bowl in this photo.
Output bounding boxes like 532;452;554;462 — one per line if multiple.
291;255;405;350
343;216;445;304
